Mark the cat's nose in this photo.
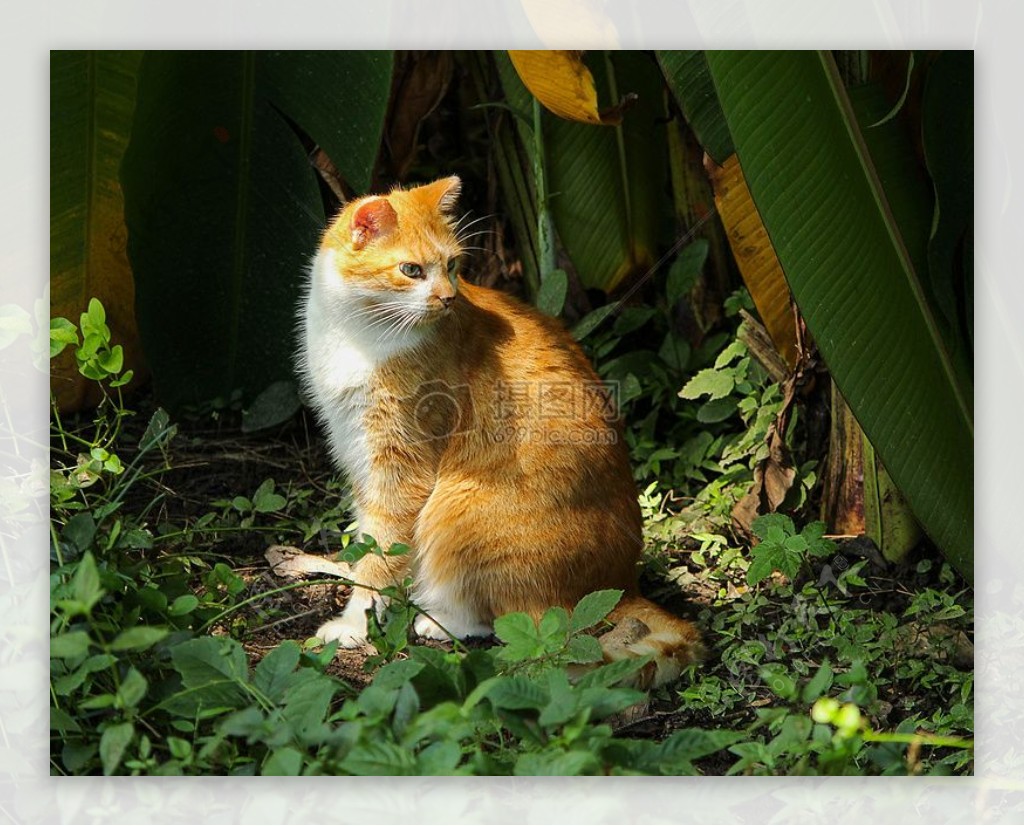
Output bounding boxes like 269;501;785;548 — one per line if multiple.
438;295;455;309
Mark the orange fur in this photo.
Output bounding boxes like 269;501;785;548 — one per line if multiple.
300;177;702;687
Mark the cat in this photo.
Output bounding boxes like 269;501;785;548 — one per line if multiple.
298;176;702;687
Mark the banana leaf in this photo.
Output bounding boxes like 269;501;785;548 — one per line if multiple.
50;50;143;411
657;50;734;164
121;51;393;416
497;51;669;293
705;50;972;577
507;50;624;126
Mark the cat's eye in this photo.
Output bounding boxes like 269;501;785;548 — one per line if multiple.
399;262;423;279
447;258;459;273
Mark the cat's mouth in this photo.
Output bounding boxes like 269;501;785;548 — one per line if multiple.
421;304;453;322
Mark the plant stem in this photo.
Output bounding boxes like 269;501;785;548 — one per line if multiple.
863;729;973;750
51;395;70;452
603;52;633;248
532;96;556;282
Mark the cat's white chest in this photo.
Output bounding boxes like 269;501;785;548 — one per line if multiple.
302;321;375;492
313;345;374;481
299;248;422;494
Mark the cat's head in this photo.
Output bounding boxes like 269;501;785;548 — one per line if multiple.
318;176;466;325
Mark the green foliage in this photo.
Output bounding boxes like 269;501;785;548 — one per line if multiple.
49;446;734;777
678;540;974;776
746;515;835;586
492;590;621;673
704;50;972;576
656;51;733;164
573;283;814;537
535;269;569;317
493;50;671;293
121;51;394;420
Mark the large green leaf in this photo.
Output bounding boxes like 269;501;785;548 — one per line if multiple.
50;50;143;410
657;50;734;164
122;51;393;413
705;51;972;577
497;51;669;293
847;82;934;288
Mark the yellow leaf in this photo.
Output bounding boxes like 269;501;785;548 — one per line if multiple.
507;50;622;126
705;154;797;366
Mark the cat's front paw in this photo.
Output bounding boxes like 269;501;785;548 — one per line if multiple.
316;614;371;649
414;612;492;641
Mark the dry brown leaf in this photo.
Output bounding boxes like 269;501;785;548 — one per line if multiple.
309;147;349;205
737;309;789;384
821;382;867;536
732;377;799;539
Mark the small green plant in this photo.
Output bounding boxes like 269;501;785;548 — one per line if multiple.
678;337;756;424
50;299;135;455
491;589;620;674
211;478;288;529
746;513;835;586
576;285;772;497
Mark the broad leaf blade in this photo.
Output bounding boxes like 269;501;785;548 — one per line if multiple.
122;51;393;415
536;269;568;317
705;51;972;576
50;51;144;411
496;51;669;292
921;51;974;384
705;155;796;366
657;50;734;164
167;636;250;715
262;50;394;195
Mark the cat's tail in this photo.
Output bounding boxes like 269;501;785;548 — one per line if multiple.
601;596;704;688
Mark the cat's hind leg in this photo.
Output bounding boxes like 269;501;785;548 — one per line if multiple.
411;576;493;641
412;611;493;641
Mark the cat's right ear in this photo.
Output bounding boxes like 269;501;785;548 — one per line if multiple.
350;198;398;250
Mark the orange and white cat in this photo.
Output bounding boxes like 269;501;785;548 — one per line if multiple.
299;176;701;686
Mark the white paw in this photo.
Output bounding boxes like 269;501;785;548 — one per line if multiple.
414;612;492;641
316;589;389;649
316;614;370;649
413;613;450;641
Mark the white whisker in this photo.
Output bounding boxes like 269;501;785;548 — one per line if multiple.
454;212;496;234
458;228;498;240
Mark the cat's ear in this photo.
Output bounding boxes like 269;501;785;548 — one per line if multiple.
350;197;398;250
424;175;462;215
